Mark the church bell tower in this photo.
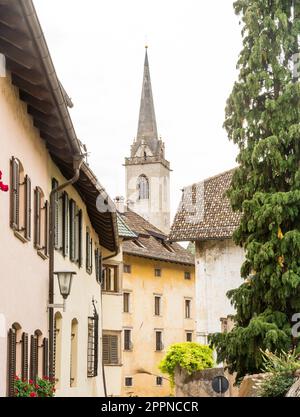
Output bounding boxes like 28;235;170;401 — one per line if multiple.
125;47;171;234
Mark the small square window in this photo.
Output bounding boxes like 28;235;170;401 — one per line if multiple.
184;271;191;280
156;376;163;386
155;268;161;277
124;264;131;273
186;332;193;342
125;377;133;387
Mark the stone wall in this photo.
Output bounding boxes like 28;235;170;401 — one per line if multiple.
174;367;237;397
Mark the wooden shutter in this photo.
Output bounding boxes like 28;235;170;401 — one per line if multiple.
78;209;82;267
86;229;92;273
52;178;59;249
7;328;16;397
34;188;41;248
24;175;31;240
43;338;49;378
21;332;29;381
93;313;99;377
30;335;38;382
102;335;110;364
110;335;119;364
10;157;20;230
62;192;69;257
69;199;76;261
44;201;49;256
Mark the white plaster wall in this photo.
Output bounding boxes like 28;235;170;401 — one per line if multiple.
195;239;244;343
0;75;49;396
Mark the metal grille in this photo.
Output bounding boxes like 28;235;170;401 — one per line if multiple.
87;313;99;377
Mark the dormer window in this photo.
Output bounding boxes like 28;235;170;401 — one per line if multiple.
137;175;149;200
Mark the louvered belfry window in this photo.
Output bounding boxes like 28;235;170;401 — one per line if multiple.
102;334;119;365
87;312;99;377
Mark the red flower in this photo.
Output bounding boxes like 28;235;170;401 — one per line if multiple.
29;379;34;384
35;385;40;390
14;375;19;381
29;392;37;397
43;376;48;380
0;170;8;192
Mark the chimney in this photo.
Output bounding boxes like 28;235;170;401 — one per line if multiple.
114;196;125;213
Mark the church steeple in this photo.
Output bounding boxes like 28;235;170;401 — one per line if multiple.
124;47;171;234
137;46;158;142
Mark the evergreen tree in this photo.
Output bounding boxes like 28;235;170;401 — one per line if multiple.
209;0;300;380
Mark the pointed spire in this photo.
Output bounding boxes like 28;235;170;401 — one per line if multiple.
137;47;158;141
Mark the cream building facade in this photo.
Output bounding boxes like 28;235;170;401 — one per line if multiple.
0;0;118;397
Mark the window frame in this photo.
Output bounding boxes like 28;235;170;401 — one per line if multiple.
123;329;132;351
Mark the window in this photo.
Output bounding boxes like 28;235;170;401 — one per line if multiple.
10;157;31;242
137;175;149;200
124;329;132;351
124;264;131;273
30;330;42;383
87;312;99;378
125;377;133;387
95;248;102;284
155;331;163;351
34;187;49;257
184;271;191;280
69;199;76;262
62;192;69;257
102;265;119;292
156;376;163;386
123;292;130;313
154;296;161;316
185;299;192;319
154;268;161;277
86;227;93;274
102;333;120;365
7;323;22;396
186;332;193;342
54;312;62;386
70;319;78;387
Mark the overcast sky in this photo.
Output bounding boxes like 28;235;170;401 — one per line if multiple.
34;0;242;220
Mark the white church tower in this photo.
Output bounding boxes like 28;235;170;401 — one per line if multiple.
125;47;171;234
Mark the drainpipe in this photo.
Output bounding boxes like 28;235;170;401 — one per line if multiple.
48;156;83;380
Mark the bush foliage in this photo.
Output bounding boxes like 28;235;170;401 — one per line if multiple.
159;342;214;385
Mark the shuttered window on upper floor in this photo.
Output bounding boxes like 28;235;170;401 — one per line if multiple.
86;227;93;274
102;333;120;365
95;248;102;284
34;187;49;258
10;157;31;242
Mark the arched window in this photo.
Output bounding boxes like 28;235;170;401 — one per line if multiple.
70;319;78;387
7;323;24;396
137;175;149;200
54;312;62;387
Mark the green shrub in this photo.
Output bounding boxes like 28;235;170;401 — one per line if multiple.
159;342;214;386
258;350;299;397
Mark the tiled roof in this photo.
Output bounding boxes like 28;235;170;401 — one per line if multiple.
117;213;137;239
120;210;194;266
169;169;241;242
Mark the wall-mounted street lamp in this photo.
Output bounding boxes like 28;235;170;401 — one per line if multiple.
48;271;76;312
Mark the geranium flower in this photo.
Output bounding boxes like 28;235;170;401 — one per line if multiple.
0;170;8;192
29;392;37;397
